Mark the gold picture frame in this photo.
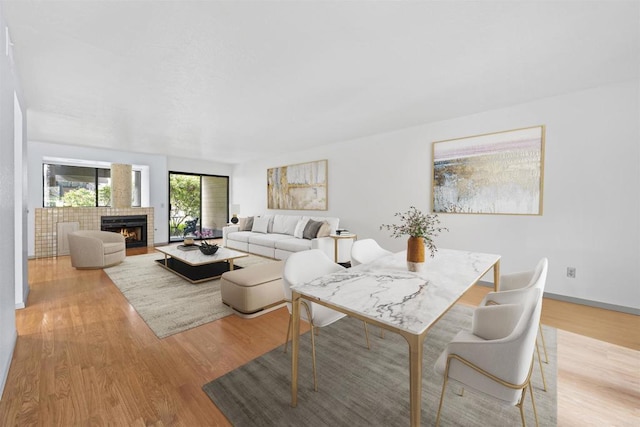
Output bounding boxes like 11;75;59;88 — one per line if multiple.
432;125;545;215
267;160;328;210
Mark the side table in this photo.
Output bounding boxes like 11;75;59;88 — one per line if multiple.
329;233;357;263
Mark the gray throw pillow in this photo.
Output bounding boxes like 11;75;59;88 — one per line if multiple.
303;219;323;240
242;216;254;231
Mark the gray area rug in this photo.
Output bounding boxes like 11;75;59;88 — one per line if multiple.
203;305;557;426
104;252;276;338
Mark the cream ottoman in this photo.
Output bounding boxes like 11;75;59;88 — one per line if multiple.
221;261;285;318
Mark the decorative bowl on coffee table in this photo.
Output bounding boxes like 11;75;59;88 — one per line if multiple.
199;242;219;255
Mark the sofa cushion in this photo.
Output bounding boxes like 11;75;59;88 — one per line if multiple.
248;233;292;248
275;237;313;252
260;215;275;233
227;231;253;243
317;221;331;237
252;217;270;234
306;216;339;234
272;215;301;235
294;218;309;239
303;219;323;240
238;216;254;231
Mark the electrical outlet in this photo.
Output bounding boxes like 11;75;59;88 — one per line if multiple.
567;267;576;278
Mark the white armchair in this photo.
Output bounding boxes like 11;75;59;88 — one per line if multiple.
68;230;126;269
488;258;549;390
497;258;548;292
350;238;392;267
434;286;544;426
282;249;370;391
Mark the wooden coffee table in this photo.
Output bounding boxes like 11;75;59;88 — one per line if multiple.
155;244;248;284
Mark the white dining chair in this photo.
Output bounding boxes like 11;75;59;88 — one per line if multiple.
282;249;370;391
489;258;549;390
350;238;392;267
434;286;544;426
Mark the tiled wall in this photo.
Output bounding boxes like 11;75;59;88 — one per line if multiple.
34;207;155;258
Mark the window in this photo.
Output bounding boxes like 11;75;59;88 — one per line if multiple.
169;172;229;241
43;163;142;207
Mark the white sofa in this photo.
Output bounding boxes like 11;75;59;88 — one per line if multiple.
223;214;341;261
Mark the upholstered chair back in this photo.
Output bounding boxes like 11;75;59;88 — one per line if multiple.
438;286;543;404
499;257;548;292
350;239;392;267
282;249;346;326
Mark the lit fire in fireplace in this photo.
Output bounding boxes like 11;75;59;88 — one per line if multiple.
101;215;147;248
119;227;140;242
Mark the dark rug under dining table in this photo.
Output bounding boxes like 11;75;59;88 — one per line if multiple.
203;304;557;426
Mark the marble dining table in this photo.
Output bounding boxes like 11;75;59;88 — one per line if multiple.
289;248;501;427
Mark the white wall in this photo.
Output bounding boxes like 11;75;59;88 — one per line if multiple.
233;79;640;312
14;90;27;309
168;156;234;178
27;141;169;253
0;6;19;399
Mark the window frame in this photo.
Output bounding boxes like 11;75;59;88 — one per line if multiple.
42;162;142;208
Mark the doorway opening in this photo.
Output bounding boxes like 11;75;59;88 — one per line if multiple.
168;172;229;242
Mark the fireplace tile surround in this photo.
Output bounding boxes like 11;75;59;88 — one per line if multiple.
34;207;154;258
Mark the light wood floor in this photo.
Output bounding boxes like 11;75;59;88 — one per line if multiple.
1;248;638;425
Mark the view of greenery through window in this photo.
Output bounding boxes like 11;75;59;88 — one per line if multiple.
43;164;141;207
169;173;229;241
169;174;201;238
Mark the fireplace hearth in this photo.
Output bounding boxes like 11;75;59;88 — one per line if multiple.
101;215;148;248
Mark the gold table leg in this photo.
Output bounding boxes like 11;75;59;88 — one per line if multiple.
399;332;424;427
291;291;300;407
493;259;501;291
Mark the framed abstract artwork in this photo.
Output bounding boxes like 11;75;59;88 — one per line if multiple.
432;125;545;215
267;159;328;210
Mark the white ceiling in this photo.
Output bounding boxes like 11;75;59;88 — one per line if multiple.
3;1;639;164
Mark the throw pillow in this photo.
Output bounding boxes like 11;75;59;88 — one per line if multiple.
294;218;309;239
472;303;523;340
261;215;274;233
237;217;252;231
316;221;331;237
251;217;270;234
303;219;323;240
241;216;254;231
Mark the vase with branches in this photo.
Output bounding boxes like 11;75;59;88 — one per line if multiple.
380;206;448;271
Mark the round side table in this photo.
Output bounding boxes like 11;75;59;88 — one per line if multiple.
329;233;357;263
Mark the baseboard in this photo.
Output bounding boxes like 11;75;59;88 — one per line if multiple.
15;283;28;310
0;328;18;401
544;292;640;315
476;281;639;315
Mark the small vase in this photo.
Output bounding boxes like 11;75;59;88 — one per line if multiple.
407;236;425;272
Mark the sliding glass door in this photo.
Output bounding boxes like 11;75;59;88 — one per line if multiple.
168;172;229;242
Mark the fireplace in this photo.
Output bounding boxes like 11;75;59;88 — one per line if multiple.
101;215;148;248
